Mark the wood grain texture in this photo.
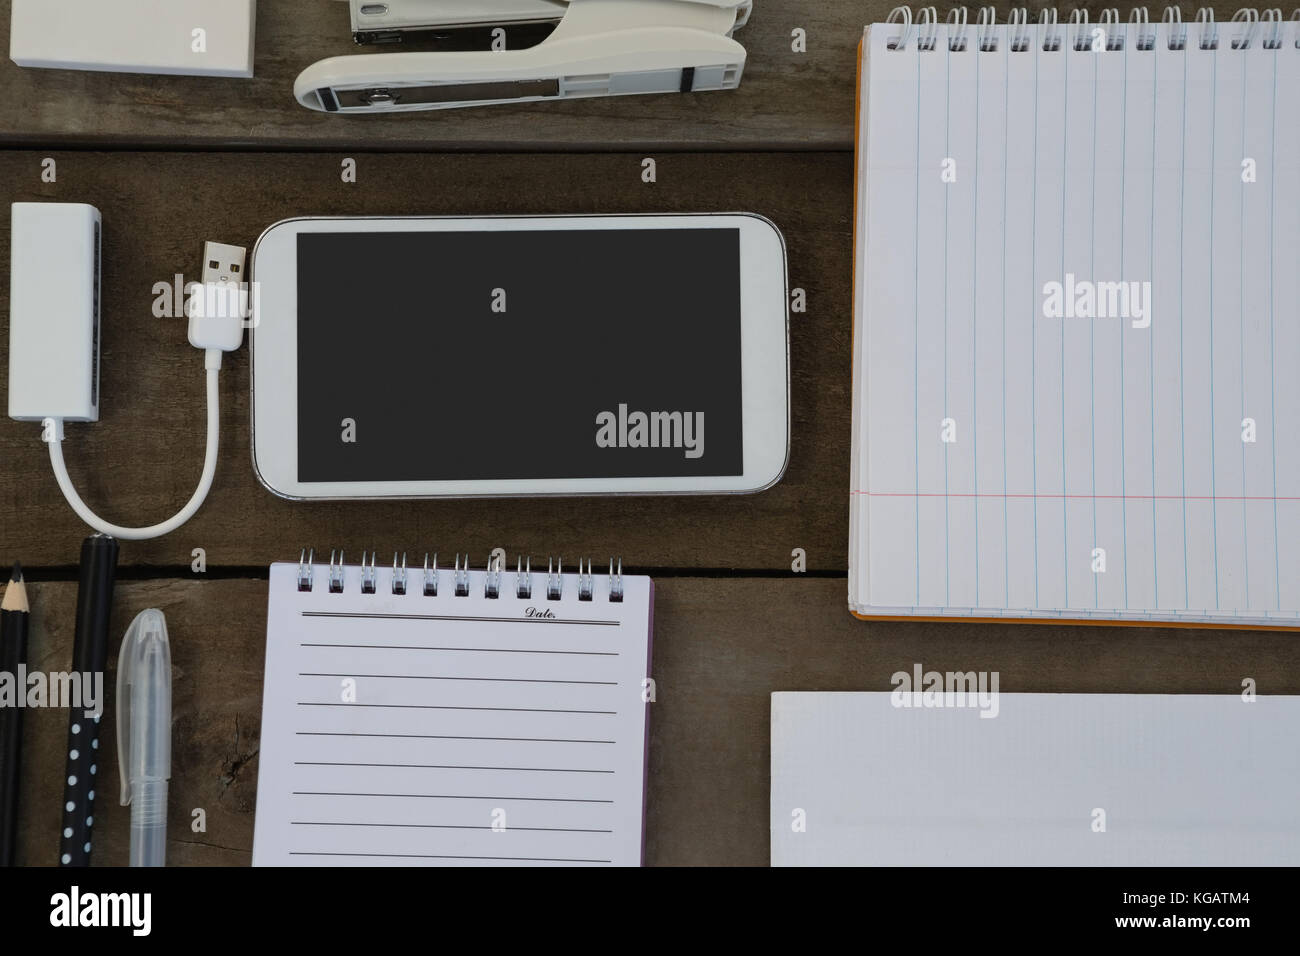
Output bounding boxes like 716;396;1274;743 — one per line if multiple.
0;150;854;571
14;580;263;868
2;0;1289;872
2;2;1250;152
10;576;1296;867
0;0;867;151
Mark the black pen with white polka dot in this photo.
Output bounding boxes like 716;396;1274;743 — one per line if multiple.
60;534;119;867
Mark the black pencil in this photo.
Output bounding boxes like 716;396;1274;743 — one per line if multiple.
60;536;118;867
1;563;30;867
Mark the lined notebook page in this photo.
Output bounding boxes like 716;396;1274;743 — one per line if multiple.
850;15;1300;624
252;562;653;866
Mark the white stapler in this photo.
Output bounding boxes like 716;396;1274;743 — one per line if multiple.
296;0;753;113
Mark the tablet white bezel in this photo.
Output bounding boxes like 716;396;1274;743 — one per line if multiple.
250;213;789;499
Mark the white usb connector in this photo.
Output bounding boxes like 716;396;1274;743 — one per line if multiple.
188;241;249;365
8;202;248;541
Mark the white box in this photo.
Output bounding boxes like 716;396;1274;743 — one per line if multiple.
10;0;256;78
8;203;102;423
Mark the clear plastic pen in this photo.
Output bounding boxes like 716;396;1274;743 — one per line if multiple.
116;609;172;867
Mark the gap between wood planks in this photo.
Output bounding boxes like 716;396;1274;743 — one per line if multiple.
13;565;848;583
0;142;854;155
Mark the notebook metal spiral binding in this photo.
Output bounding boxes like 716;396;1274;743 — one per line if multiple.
328;549;345;593
423;553;438;596
392;552;407;595
297;548;314;592
295;548;626;601
454;554;471;597
516;557;532;599
884;6;1298;53
546;558;563;601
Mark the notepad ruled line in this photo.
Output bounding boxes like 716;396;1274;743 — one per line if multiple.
294;762;615;774
298;672;617;686
296;731;617;744
300;643;618;656
293;791;614;804
291;821;614;833
288;852;612;863
298;702;617;715
303;611;620;626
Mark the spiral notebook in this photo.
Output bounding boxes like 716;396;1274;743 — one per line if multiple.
850;8;1300;626
252;554;654;866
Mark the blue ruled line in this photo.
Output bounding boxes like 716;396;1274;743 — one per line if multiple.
944;35;952;607
1118;35;1130;610
1060;41;1070;608
1207;49;1220;610
1148;39;1159;607
1031;26;1042;608
1178;39;1190;609
1268;43;1279;609
1000;32;1010;609
913;46;922;608
973;45;982;607
1089;46;1099;610
1238;54;1250;609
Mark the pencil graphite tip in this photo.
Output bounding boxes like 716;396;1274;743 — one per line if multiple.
11;562;22;583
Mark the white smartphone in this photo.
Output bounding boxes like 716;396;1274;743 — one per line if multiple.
249;214;789;499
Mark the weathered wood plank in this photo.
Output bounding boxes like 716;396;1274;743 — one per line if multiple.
11;576;1296;867
0;150;854;571
15;579;265;868
0;0;867;151
4;3;1250;152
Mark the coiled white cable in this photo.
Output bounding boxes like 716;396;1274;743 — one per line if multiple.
43;355;222;542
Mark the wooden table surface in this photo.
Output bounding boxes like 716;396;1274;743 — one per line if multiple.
1;0;1294;867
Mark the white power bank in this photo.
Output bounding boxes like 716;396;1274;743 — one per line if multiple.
8;203;102;423
10;0;256;78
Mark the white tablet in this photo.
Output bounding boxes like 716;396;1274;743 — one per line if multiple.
249;214;789;499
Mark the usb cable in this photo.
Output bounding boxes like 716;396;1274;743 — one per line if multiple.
44;243;248;541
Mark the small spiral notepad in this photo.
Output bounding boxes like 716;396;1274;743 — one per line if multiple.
252;552;654;866
850;7;1300;626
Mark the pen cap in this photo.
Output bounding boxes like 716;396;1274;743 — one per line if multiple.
116;608;172;805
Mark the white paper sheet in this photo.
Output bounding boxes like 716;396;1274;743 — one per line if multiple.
771;691;1300;866
253;562;653;866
